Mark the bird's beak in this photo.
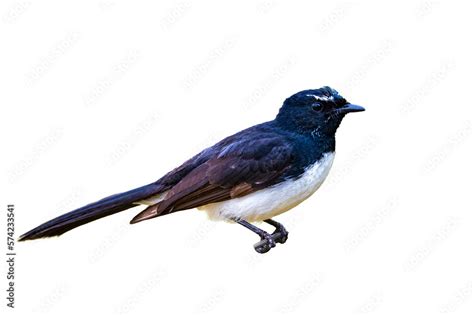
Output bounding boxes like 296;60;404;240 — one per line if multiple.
338;103;365;114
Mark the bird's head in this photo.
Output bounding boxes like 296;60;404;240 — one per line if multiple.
276;86;364;136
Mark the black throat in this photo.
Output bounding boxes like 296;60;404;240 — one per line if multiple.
264;119;336;180
274;111;339;154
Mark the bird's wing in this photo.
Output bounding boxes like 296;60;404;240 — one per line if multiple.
130;135;294;223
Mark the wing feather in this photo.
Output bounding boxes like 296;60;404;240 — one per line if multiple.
130;135;294;224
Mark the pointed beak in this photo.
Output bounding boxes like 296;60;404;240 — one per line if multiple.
338;103;365;114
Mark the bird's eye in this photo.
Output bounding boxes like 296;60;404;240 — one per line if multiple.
311;103;323;112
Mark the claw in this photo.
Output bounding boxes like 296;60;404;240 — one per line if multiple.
253;233;278;254
234;219;289;254
264;219;289;245
274;230;288;244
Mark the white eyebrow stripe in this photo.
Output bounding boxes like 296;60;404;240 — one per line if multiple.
307;94;335;102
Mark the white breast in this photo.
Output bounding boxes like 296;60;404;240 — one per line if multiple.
199;152;335;222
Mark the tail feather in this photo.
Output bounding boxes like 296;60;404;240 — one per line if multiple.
18;183;162;241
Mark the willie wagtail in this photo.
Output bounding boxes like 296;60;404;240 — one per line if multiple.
19;86;364;254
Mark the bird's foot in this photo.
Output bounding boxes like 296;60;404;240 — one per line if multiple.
272;226;289;244
264;219;289;244
253;232;276;254
234;218;287;254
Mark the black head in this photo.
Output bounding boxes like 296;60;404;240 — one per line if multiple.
275;86;364;136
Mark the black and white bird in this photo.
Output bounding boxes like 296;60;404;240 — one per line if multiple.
19;86;364;253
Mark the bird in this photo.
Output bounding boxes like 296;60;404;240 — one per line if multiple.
19;86;364;253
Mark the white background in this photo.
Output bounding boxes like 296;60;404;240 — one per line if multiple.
1;1;473;314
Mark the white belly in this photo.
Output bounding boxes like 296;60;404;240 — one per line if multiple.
199;152;335;222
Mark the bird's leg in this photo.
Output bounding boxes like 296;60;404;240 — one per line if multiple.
234;219;276;254
264;219;289;244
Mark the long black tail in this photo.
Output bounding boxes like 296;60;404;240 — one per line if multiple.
18;183;162;241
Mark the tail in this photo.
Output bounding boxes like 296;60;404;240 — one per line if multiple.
18;183;162;241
